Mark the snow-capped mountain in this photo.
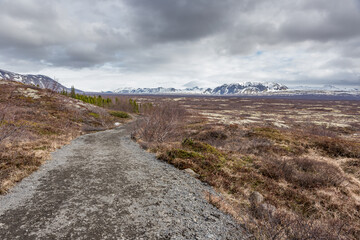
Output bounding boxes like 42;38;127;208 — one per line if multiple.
208;82;288;95
113;82;288;95
181;86;206;94
114;87;177;94
290;84;359;91
0;69;67;91
113;86;206;94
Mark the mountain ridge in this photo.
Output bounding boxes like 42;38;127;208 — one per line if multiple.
0;69;66;90
113;82;289;95
1;68;358;95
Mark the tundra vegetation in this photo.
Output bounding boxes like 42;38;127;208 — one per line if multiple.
2;81;359;239
0;81;134;194
131;96;360;240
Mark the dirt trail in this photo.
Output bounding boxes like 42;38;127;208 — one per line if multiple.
0;126;245;239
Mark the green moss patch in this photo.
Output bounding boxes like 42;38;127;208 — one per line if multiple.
89;112;100;118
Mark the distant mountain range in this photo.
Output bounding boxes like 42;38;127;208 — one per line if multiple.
113;82;289;95
112;86;205;94
206;82;288;94
1;68;358;96
290;84;359;91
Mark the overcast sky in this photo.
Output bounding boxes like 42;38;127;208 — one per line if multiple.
0;0;359;91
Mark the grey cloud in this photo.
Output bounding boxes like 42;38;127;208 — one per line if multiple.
46;44;115;68
307;74;360;86
221;0;360;53
0;1;65;47
339;38;360;59
279;1;360;42
281;75;360;88
0;0;57;22
125;0;244;43
0;0;134;67
0;0;359;87
322;58;358;69
2;0;360;64
217;21;279;55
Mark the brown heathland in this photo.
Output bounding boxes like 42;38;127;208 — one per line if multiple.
2;84;359;239
131;95;360;239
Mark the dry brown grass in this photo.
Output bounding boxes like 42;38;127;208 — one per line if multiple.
0;80;126;194
131;95;360;239
258;157;345;188
311;137;360;158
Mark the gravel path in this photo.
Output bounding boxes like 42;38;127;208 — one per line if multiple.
0;126;245;239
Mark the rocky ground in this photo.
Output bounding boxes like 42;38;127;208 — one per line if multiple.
0;126;245;239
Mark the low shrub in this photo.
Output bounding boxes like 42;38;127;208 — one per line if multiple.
248;205;350;240
238;138;274;155
133;103;187;143
196;130;228;147
182;138;223;155
260;157;344;188
250;127;288;142
166;149;204;160
109;111;130;119
312;137;360;158
305;125;338;137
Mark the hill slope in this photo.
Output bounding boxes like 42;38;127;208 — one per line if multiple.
0;80;121;194
0;69;67;90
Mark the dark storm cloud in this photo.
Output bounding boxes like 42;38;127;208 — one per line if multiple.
218;0;360;57
0;0;254;67
0;0;133;67
279;0;360;42
124;0;244;43
0;0;359;87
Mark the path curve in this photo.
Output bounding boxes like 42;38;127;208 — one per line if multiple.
0;126;245;239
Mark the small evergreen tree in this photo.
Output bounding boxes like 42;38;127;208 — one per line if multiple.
70;86;76;98
60;89;68;96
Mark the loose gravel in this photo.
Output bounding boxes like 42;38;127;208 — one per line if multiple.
0;126;245;239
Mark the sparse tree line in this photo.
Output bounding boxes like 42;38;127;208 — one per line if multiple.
60;86;153;113
29;81;151;114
